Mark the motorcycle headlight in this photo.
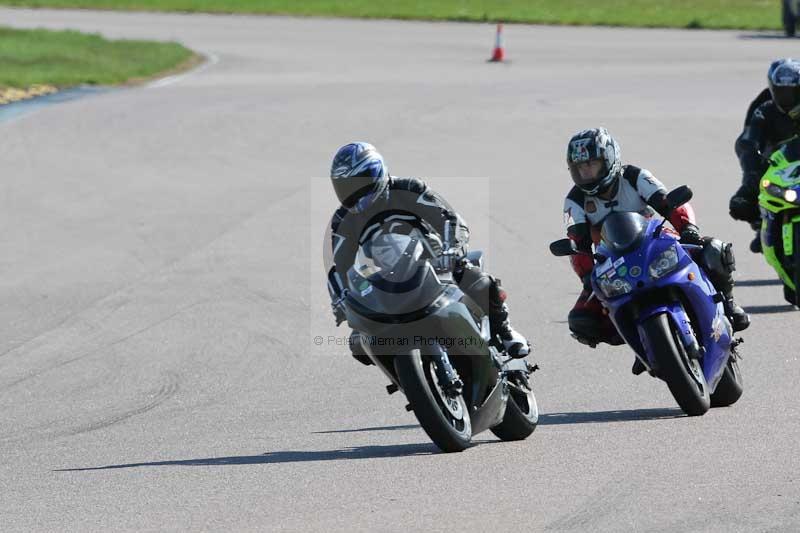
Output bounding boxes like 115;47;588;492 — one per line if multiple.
598;276;633;298
785;189;798;203
649;245;679;279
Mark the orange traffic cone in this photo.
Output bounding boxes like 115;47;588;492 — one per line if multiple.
488;23;505;62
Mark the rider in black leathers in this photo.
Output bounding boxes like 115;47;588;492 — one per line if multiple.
731;59;800;253
326;142;530;365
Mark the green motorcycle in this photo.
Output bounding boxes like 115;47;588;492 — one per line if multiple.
758;137;800;306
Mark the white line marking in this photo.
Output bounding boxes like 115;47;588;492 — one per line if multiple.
148;52;220;89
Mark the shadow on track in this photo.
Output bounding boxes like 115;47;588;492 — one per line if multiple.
736;279;783;287
54;441;490;471
745;304;797;314
539;407;683;425
737;33;792;40
313;424;420;434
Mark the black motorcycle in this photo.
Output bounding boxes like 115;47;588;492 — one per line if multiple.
334;219;538;452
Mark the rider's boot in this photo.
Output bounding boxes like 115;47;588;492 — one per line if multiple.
749;233;762;254
700;239;750;332
490;287;530;358
460;269;530;358
749;221;762;254
723;290;750;332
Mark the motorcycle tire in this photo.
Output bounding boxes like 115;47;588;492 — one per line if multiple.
711;357;744;408
490;377;538;441
395;352;472;453
641;313;710;416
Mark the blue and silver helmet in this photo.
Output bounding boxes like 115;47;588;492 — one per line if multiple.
768;58;800;117
330;142;389;213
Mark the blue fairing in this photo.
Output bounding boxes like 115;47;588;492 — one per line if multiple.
591;218;732;391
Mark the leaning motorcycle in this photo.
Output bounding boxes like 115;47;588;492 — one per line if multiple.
334;219;538;452
758;137;800;306
550;187;743;416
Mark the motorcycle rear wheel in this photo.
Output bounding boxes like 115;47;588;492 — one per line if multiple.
642;313;710;416
490;376;538;441
710;358;744;407
395;352;472;453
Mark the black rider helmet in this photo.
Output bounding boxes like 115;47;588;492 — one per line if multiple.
768;58;800;118
330;142;389;213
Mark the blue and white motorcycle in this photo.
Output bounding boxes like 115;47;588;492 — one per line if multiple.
551;187;743;416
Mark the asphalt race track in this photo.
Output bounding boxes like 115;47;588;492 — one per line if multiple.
0;8;798;531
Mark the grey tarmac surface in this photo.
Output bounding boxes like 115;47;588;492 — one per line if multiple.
0;8;798;532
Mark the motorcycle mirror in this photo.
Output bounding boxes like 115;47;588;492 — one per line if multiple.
666;185;693;210
549;238;578;257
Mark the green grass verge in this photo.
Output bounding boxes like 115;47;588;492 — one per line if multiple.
0;26;195;88
0;0;783;30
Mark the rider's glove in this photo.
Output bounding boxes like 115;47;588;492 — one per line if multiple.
729;195;760;222
679;223;704;245
729;178;761;222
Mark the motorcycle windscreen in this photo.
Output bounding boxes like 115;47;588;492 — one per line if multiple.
600;212;648;255
346;232;444;318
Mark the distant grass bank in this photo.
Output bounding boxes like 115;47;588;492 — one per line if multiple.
0;26;196;89
0;0;782;30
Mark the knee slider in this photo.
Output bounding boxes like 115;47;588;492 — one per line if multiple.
458;264;492;311
702;238;736;275
701;239;722;272
722;242;736;272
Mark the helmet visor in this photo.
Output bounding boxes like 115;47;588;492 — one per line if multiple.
334;175;383;210
772;85;800;117
569;159;608;189
348;188;384;213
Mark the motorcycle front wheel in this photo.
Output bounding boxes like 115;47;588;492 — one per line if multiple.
642;313;710;416
395;352;472;453
792;222;800;306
